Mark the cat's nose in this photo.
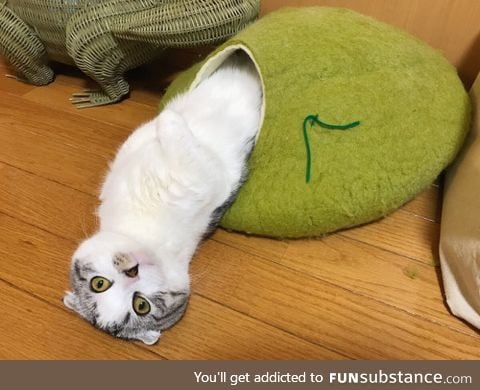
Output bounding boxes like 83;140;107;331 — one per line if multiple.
124;264;139;278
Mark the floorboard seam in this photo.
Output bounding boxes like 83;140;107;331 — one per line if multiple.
0;276;168;359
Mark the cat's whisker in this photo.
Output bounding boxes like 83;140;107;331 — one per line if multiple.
80;213;89;239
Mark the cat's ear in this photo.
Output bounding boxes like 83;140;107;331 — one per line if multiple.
63;291;79;311
137;330;161;345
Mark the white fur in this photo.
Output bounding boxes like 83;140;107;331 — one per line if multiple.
65;54;263;343
99;58;262;288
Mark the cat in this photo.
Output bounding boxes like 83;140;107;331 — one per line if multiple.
63;52;263;344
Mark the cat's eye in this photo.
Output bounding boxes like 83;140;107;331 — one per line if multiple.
90;276;112;293
132;294;151;316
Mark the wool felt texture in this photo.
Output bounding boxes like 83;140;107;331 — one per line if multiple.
439;73;480;330
160;7;471;238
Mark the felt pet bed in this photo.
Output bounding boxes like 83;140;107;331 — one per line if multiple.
439;73;480;330
160;7;470;238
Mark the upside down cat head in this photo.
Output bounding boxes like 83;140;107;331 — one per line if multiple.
64;231;190;344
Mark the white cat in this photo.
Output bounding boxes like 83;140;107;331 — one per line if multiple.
63;53;263;344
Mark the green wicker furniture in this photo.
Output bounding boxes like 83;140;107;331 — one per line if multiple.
160;7;470;238
0;0;259;107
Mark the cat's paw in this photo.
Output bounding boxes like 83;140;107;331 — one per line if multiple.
156;109;194;146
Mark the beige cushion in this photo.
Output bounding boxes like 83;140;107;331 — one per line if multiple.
440;74;480;329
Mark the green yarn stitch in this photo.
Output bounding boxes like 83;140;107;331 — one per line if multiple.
303;114;360;183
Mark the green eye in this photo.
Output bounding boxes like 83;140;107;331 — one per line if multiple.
90;276;112;293
133;294;151;316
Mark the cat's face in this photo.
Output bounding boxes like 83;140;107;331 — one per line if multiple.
63;231;189;344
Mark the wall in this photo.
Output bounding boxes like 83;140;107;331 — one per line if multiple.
261;0;480;87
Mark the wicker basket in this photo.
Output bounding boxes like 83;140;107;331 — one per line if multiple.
0;0;260;107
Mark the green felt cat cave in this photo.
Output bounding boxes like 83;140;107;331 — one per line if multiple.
160;7;470;238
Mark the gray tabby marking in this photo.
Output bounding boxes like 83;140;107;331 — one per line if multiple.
203;135;256;239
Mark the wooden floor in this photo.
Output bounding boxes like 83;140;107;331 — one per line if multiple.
1;51;479;360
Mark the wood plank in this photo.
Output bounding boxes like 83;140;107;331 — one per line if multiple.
1;165;476;358
213;229;289;262
0;95;127;193
161;295;344;359
0;212;339;359
281;234;471;334
0;57;36;95
1;138;477;359
0;164;472;340
22;82;157;131
0;163;98;239
0;75;36;96
2;199;476;359
0;280;161;359
340;209;439;266
192;239;480;359
214;214;464;336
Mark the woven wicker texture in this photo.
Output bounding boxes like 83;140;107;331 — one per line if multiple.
0;0;259;107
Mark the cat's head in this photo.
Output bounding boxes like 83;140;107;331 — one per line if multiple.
63;231;189;345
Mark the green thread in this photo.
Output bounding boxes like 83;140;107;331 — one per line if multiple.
303;114;360;183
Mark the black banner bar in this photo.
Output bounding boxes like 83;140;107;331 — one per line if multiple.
0;361;477;390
